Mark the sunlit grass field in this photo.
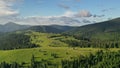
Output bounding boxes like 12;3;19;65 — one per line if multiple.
0;31;120;66
0;47;120;64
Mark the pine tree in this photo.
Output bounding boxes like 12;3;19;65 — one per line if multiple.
31;55;35;68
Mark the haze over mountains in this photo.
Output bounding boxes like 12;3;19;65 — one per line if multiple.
64;17;120;41
0;17;120;34
0;22;74;33
0;17;120;49
0;17;120;68
66;18;120;33
0;22;30;32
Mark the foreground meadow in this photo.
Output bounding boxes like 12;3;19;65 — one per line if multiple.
0;47;119;64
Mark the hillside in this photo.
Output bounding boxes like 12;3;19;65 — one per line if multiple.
0;21;120;67
0;22;30;32
65;18;120;40
0;47;120;68
1;17;120;50
0;31;81;50
0;32;38;50
0;22;74;33
26;25;74;33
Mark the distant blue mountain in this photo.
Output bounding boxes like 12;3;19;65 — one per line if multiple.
0;22;75;33
0;22;30;32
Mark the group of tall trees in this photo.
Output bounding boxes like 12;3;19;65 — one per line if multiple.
62;50;120;68
0;62;20;68
0;33;38;50
60;33;120;48
1;50;120;68
59;37;120;48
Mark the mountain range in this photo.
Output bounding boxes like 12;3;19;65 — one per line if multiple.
65;18;120;40
1;18;120;34
0;22;74;33
0;22;30;32
0;17;120;49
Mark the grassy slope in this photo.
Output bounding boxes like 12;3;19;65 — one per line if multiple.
0;31;120;66
0;47;120;65
26;31;69;47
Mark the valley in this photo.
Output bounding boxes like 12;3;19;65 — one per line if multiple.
0;18;120;68
0;0;119;68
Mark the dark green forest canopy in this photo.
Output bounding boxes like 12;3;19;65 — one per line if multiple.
0;32;38;50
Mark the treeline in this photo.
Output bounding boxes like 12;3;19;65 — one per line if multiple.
62;50;120;68
0;62;20;68
1;50;120;68
60;33;120;48
60;39;120;48
0;33;38;50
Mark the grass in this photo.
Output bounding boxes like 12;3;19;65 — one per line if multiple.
0;47;120;65
26;32;69;47
0;31;120;66
92;33;118;40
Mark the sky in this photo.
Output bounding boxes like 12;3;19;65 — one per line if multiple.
0;0;120;26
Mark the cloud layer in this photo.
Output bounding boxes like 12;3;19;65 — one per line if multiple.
14;16;81;26
0;0;105;26
0;0;19;17
62;10;92;18
13;10;93;26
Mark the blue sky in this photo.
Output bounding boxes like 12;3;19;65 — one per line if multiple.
0;0;120;26
19;0;120;18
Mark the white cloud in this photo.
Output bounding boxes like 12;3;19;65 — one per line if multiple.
0;0;96;26
14;16;82;26
62;11;75;17
12;10;92;26
62;10;92;18
75;10;92;17
12;10;94;26
0;0;20;24
0;0;19;17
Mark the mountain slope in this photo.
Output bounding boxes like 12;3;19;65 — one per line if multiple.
0;31;79;50
0;22;30;32
65;18;120;40
0;32;38;50
26;25;74;33
0;22;74;33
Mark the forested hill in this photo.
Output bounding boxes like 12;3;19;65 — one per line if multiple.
0;22;74;33
0;32;38;50
64;17;120;40
25;25;74;33
0;22;30;32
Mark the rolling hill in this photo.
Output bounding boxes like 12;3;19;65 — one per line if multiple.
0;18;120;68
0;22;74;33
26;25;74;33
0;32;38;50
65;18;120;40
1;18;120;50
0;22;30;32
0;31;79;50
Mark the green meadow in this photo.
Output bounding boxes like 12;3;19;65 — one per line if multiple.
0;47;120;65
0;31;120;68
